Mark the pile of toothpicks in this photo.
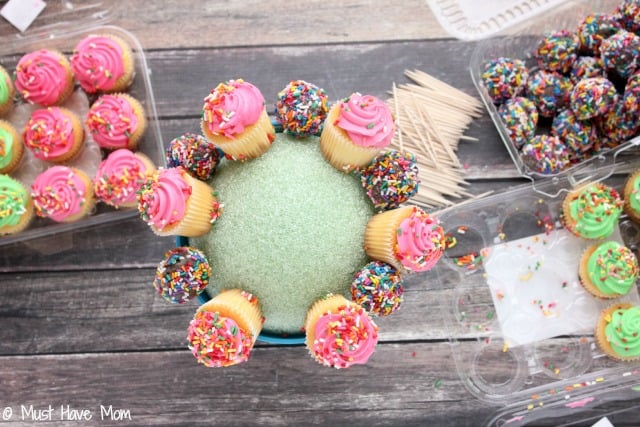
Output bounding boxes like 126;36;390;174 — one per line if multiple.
388;69;486;208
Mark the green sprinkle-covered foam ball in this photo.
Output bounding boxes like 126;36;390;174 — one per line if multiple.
193;133;375;334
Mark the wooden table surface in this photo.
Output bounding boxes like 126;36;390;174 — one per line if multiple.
1;1;639;426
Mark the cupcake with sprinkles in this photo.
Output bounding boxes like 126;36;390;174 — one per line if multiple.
86;93;147;151
154;246;211;304
70;34;135;94
570;77;617;121
165;133;222;181
0;65;14;117
561;182;623;240
551;108;597;159
579;240;639;299
188;289;264;368
525;69;573;118
351;261;404;317
535;30;579;73
94;148;156;208
498;96;538;149
23;107;85;164
600;30;640;79
364;205;446;273
31;166;95;223
320;93;395;173
201;78;275;161
481;57;528;104
0;174;34;235
14;49;74;106
623;169;640;223
360;150;419;211
304;293;379;369
520;134;571;175
0;120;24;175
275;80;328;138
137;166;222;237
595;303;640;361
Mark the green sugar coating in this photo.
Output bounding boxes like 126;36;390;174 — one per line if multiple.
192;133;374;334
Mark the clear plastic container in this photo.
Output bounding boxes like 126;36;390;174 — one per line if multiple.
0;2;163;247
469;0;640;181
433;148;640;425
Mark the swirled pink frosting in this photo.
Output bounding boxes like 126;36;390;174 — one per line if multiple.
188;310;253;367
86;94;139;149
137;167;191;230
71;35;125;93
94;149;149;207
31;166;88;222
202;79;265;139
395;207;445;272
15;49;70;106
311;304;379;368
336;93;395;148
23;107;76;161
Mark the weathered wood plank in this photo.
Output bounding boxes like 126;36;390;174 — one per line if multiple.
0;344;494;427
0;0;449;50
0;267;481;354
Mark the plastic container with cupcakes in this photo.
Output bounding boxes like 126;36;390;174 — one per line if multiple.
0;2;163;247
429;0;640;424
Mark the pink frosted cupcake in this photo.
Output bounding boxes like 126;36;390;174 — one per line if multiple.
320;93;395;172
14;49;74;106
70;34;135;94
23;107;85;163
31;166;95;223
93;148;156;208
187;289;264;368
137;167;222;237
200;79;275;160
86;93;147;151
304;294;379;369
364;205;446;272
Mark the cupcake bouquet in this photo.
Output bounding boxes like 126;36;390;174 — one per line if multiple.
140;78;447;369
0;32;156;237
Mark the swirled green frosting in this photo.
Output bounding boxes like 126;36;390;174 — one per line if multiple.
0;126;16;169
568;183;622;239
629;174;640;214
0;175;28;228
587;241;639;296
0;73;10;105
605;306;640;358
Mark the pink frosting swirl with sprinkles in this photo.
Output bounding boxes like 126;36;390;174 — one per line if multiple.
31;166;88;222
336;93;395;149
94;149;149;207
23;107;76;161
187;310;253;367
14;49;69;106
86;94;139;149
395;207;445;272
202;79;264;138
71;35;125;93
311;304;379;368
136;167;191;230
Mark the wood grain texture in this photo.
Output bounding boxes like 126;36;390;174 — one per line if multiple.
0;1;638;424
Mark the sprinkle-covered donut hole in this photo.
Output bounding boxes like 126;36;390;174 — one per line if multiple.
192;132;376;335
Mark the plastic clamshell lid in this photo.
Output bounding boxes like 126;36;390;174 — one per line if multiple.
0;3;164;247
